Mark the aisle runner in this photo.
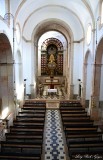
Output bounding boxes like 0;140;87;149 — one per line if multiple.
45;110;66;160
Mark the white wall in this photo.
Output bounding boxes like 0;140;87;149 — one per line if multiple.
86;54;92;99
22;40;32;94
15;51;24;101
73;42;83;95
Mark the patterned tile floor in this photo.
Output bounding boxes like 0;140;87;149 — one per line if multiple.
44;110;67;160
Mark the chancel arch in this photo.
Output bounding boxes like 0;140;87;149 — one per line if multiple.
37;31;68;96
32;20;74;98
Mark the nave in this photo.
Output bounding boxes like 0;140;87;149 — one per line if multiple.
44;110;66;160
0;100;103;160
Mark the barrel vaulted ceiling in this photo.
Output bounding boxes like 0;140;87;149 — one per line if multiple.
11;0;100;41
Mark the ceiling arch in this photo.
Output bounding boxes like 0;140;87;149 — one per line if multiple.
13;0;96;41
23;8;83;42
41;38;63;51
31;20;73;49
15;0;95;26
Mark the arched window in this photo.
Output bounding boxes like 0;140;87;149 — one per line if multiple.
0;0;9;17
16;23;21;44
0;0;6;17
101;1;103;24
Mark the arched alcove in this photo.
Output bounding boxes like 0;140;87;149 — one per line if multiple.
94;37;103;107
38;31;67;77
31;20;74;98
82;50;93;108
0;33;14;118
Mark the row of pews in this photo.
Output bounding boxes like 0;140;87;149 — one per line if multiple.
60;101;103;160
0;100;46;160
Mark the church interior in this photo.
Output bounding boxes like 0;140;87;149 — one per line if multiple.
0;0;103;159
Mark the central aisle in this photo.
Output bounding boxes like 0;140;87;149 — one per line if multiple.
44;110;67;160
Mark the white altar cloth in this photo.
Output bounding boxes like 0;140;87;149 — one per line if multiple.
47;89;57;93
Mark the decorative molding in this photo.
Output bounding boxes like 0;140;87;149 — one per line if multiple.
94;63;103;66
0;62;14;65
22;36;32;43
73;37;85;43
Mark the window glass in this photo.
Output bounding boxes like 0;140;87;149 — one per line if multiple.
86;24;92;45
0;0;6;17
101;1;103;24
16;24;21;44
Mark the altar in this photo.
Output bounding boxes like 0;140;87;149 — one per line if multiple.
47;89;57;95
46;99;60;109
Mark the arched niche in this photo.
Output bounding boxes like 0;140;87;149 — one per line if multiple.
82;50;93;108
15;50;23;102
38;35;65;76
94;37;103;106
89;37;103;121
0;33;14;118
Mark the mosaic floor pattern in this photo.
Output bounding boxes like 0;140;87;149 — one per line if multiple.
44;110;66;160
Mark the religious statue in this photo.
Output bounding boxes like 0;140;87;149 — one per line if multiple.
49;53;55;62
48;53;56;77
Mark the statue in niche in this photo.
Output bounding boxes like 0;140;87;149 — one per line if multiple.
49;53;55;62
48;53;56;77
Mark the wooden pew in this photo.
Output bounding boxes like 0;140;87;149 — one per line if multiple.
0;101;46;160
69;151;103;160
68;140;103;159
61;111;87;117
6;130;43;136
64;126;98;132
63;121;93;127
60;101;103;160
23;104;46;107
60;101;82;108
23;101;46;108
12;123;44;130
22;107;46;110
62;116;91;122
15;117;45;122
10;126;44;132
61;113;88;117
60;104;85;110
0;141;42;154
24;101;46;107
60;107;85;113
66;131;103;144
0;152;41;160
16;114;45;119
13;121;44;128
19;110;45;114
5;133;43;142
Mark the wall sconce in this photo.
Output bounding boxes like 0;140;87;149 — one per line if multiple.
78;79;81;81
77;79;82;98
24;79;27;97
